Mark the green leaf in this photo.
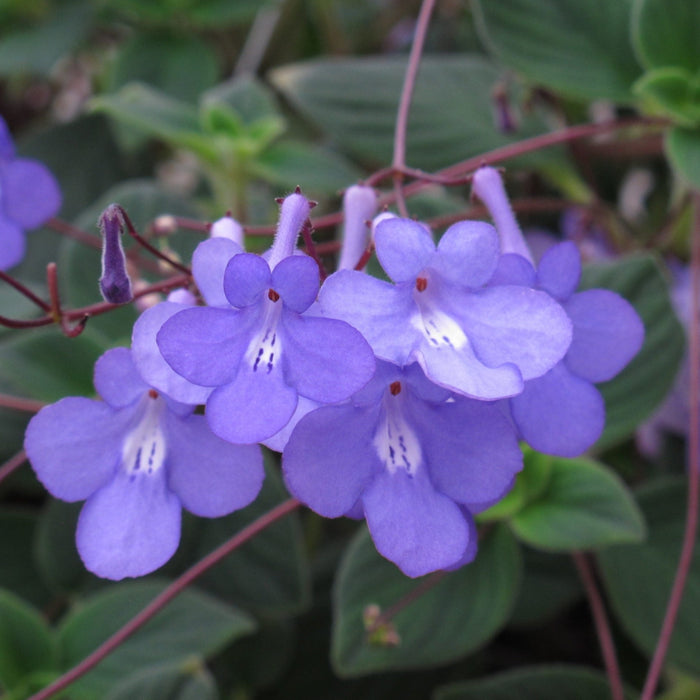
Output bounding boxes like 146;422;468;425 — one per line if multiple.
473;0;641;102
579;254;685;447
253;141;362;194
0;510;52;607
510;457;646;551
434;664;636;700
91;84;216;158
635;67;700;126
201;77;281;125
332;524;521;677
270;55;556;171
599;478;700;676
666;126;700;188
633;0;700;73
105;661;218;700
0;1;93;77
194;454;310;617
0;589;56;690
57;580;256;699
109;33;219;104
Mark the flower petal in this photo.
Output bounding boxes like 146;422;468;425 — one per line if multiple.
192;237;242;307
157;306;258;386
374;218;435;282
409;395;522;505
132;303;212;405
2;158;61;228
166;413;264;517
281;313;375;403
0;117;15;159
24;397;129;501
272;254;319;312
488;253;536;287
205;362;298;443
76;468;181;580
537;241;581;301
319;270;417;365
564;289;645;382
363;468;470;577
223;253;271;308
94;347;149;408
510;362;605;457
0;214;25;270
283;403;381;517
451;285;572;380
262;395;321;452
433;220;500;287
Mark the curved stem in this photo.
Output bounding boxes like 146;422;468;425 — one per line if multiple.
29;498;301;700
0;450;27;486
572;552;624;700
0;393;45;412
640;192;700;700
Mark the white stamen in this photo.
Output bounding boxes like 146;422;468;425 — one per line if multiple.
121;395;167;479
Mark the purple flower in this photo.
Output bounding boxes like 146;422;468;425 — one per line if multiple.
24;347;264;580
283;360;522;577
319;217;572;401
473;166;644;456
0;116;61;270
156;193;376;444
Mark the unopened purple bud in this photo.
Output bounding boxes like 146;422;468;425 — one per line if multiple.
491;84;518;134
471;167;534;264
371;212;398;239
210;215;244;247
268;190;311;268
98;204;133;304
337;185;377;271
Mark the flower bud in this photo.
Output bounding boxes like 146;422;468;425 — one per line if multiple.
337;185;377;271
98;204;133;304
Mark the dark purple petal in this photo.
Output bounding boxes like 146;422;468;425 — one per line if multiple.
94;347;148;409
205;362;298;443
363;468;470;577
283;403;381;517
98;205;132;304
0;214;25;270
408;395;522;505
374;218;435;283
488;253;536;287
564;289;645;382
24;397;128;501
76;468;181;580
224;253;271;308
433;221;500;288
510;362;605;457
157;306;258;386
272;254;319;312
2;158;61;228
132;303;212;405
192;237;242;307
281;314;375;403
319;270;418;365
0;117;15;159
537;241;581;301
451;285;572;380
165;413;264;517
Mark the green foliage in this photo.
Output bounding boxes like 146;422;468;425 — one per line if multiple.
332;524;521;677
580;255;685;448
599;478;700;677
473;0;642;102
666;126;700;189
104;661;219;700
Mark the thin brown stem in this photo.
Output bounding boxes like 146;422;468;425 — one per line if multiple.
0;393;45;412
640;192;700;700
572;552;624;700
0;449;27;486
29;498;301;700
46;217;101;250
0;270;50;312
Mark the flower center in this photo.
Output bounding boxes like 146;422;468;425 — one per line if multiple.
245;299;283;374
411;297;468;351
373;385;422;477
121;394;167;479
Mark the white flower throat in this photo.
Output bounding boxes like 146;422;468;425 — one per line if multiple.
373;381;422;477
411;279;468;351
122;392;167;479
245;294;283;375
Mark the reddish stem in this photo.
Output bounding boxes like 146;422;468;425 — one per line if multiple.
0;270;51;312
640;192;700;700
0;393;45;412
46;217;101;250
29;498;301;700
572;552;624;700
0;449;27;485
